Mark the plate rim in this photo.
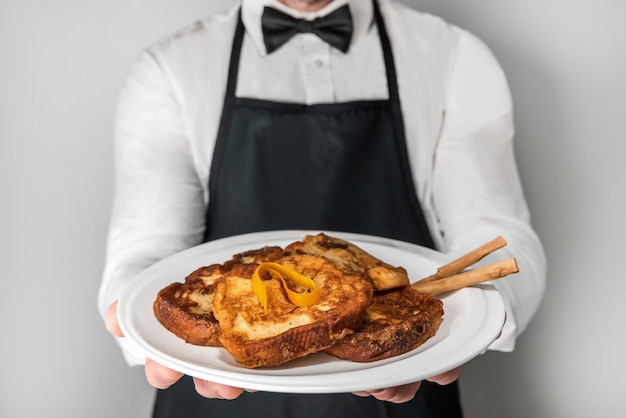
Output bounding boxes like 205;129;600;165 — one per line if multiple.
118;229;505;393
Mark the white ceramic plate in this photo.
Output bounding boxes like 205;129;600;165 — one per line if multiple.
118;230;505;393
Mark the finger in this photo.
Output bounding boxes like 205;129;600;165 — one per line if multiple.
193;378;244;400
426;366;462;386
105;301;124;337
353;381;422;404
145;358;184;389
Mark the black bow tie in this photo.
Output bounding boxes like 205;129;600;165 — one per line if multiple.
261;5;353;54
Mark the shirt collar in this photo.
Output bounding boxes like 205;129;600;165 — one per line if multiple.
242;0;374;55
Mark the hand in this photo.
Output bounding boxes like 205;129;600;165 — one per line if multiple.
105;301;246;400
352;367;461;403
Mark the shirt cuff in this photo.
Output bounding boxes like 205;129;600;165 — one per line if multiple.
485;311;516;352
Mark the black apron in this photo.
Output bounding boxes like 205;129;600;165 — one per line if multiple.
153;1;461;417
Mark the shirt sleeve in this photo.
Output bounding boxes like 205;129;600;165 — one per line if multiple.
98;49;207;365
432;30;547;351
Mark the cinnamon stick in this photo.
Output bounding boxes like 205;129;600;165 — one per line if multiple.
415;236;508;285
411;258;518;295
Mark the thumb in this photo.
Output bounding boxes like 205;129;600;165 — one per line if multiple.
105;300;124;337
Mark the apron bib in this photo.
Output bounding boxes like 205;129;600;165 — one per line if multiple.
154;1;461;417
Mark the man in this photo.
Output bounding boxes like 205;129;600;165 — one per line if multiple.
100;0;546;416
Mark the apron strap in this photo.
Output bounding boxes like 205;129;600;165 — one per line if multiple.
209;10;245;204
372;0;435;249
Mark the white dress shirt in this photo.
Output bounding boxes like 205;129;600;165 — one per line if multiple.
100;0;546;366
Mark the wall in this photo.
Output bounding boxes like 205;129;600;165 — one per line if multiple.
1;1;624;417
409;1;625;417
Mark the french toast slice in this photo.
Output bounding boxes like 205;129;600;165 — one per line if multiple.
153;235;443;367
212;254;374;368
325;286;443;362
153;264;225;346
153;246;283;346
283;233;410;291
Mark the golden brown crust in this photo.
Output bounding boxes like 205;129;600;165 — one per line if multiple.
223;246;284;270
213;254;374;368
153;265;225;346
153;280;223;346
153;237;444;368
325;286;444;362
152;246;284;347
283;233;410;291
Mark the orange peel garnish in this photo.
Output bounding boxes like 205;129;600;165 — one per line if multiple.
251;262;321;314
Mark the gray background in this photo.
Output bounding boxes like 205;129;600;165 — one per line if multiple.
1;1;624;417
